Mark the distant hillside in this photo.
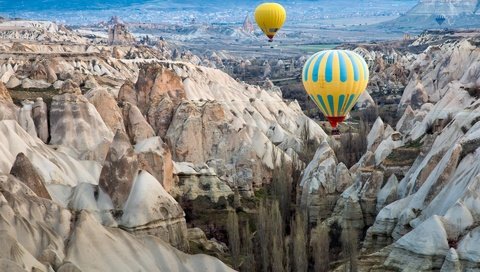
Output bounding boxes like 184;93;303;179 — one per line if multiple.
408;0;479;16
374;0;480;33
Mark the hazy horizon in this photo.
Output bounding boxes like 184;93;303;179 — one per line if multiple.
0;0;418;25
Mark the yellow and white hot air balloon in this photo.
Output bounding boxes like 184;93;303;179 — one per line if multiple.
254;2;286;42
302;50;370;128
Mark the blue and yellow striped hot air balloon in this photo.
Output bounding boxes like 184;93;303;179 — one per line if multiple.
302;50;370;128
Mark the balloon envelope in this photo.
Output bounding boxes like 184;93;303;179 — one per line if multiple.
254;3;286;42
435;15;446;26
302;50;370;128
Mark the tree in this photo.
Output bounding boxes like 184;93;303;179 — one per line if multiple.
311;223;330;272
292;212;308;272
227;210;241;269
341;201;359;272
271;151;293;232
300;121;318;164
256;201;270;271
270;200;285;272
255;199;285;272
240;220;255;272
333;120;368;168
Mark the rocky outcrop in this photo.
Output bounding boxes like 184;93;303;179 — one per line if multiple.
29;62;58;83
440;248;462;272
300;37;480;268
21;78;51;89
360;38;480;267
122;102;155;144
0;19;344;270
396;105;416;134
6;76;21;89
134;64;186;114
17;100;37;137
32;98;49;143
0;174;69;272
49;80;113;161
188;227;228;255
118;80;137;105
400;39;480;109
0;35;327;198
0;120;101;188
374;130;403;165
367;117;385;151
300;141;340;223
0;20;85;43
99;130;138;210
376;174;398;212
9;153;51;200
108;23;135;45
173;162;233;202
85;88;125;133
135;137;174;192
67;210;229;271
147;95;176;138
359;171;385;226
0;174;233;271
384;216;450;271
119;170;188;250
84;75;100;89
0;81;16;120
98;131;188;248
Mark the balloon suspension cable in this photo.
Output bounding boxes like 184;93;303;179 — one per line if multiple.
326;116;346;129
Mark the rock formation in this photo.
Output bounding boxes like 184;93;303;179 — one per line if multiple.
135;136;174;192
85;88;126;133
9;153;51;200
0;173;233;271
32;98;49;143
299;32;480;271
99;129;139;210
49;80;113;161
5;17;480;271
0;81;16;120
108;23;135;45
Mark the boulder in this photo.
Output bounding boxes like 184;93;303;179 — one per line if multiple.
99;130;138;210
9;153;51;200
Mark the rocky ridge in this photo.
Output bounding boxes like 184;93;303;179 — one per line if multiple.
301;30;480;271
0;19;327;271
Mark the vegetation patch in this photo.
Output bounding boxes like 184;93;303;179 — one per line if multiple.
383;147;421;167
253;187;267;200
333;120;369;168
9;86;58;106
404;138;423;148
